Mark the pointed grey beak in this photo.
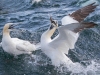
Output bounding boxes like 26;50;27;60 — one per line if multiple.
9;22;23;29
50;16;58;28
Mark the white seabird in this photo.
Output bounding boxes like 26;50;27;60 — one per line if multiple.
1;23;40;56
41;3;97;66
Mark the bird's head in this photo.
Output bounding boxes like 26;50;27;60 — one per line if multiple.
3;23;20;33
49;17;58;30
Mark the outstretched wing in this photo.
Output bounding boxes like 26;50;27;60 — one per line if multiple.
69;3;97;22
49;22;96;54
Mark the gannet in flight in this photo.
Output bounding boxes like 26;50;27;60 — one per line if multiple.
1;23;40;57
41;3;97;66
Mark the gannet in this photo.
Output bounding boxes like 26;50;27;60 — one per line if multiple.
41;3;97;66
1;23;40;56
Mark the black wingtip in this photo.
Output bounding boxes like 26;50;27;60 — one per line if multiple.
92;2;98;7
73;22;97;33
91;2;96;5
88;2;97;6
70;2;98;22
82;22;97;28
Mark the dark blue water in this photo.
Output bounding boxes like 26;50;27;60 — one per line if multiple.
0;0;100;75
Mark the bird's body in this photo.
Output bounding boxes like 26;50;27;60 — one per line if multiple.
1;23;39;56
41;30;74;66
2;38;36;56
41;3;97;67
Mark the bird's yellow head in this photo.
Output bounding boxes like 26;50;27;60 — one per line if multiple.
3;23;15;33
3;22;20;34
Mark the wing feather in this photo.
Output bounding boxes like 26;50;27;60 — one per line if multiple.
69;3;97;22
12;38;36;52
49;22;96;54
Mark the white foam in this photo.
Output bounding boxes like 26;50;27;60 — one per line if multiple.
55;60;100;75
25;54;100;75
32;0;42;4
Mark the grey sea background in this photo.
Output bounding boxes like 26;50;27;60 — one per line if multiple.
0;0;100;75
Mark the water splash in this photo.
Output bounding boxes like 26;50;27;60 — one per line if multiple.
32;0;42;4
54;60;100;75
21;51;100;75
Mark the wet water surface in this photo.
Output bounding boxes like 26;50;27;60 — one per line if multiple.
0;0;100;75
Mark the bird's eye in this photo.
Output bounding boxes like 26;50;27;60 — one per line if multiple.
51;21;55;23
52;21;56;25
9;25;14;29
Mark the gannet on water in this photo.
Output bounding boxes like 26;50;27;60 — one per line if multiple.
1;23;40;57
41;3;97;66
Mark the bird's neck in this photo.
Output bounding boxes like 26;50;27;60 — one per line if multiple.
3;28;11;38
47;27;56;38
41;27;56;43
